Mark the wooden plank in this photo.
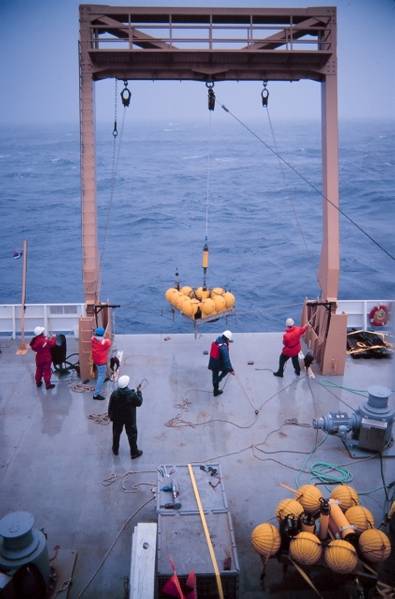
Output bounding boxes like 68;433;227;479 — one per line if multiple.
130;523;157;599
50;548;77;598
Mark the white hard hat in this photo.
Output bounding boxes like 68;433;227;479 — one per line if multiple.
118;375;130;389
34;326;45;336
223;330;233;341
286;318;295;328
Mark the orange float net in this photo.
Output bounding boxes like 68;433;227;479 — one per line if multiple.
165;286;236;321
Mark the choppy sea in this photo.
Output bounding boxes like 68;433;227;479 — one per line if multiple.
0;118;394;334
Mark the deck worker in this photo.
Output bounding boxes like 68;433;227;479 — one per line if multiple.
208;330;235;396
108;375;143;459
91;326;112;400
273;318;309;378
30;326;56;389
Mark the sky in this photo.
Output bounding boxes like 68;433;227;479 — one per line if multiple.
0;0;394;124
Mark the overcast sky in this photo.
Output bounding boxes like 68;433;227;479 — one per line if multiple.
0;0;394;124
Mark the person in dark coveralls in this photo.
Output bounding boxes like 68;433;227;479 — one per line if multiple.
30;326;56;389
108;375;143;459
208;330;235;396
273;318;309;378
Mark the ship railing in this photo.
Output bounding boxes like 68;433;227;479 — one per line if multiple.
0;303;86;339
0;300;392;339
336;299;393;332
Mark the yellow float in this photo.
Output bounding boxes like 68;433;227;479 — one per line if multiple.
359;528;391;562
345;505;374;533
165;285;236;321
275;498;304;521
330;485;359;511
289;532;322;566
295;485;323;514
251;523;281;558
324;539;358;574
164;242;236;321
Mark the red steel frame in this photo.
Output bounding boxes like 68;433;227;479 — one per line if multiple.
79;5;347;375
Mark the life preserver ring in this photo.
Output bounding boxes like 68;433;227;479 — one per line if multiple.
368;305;389;327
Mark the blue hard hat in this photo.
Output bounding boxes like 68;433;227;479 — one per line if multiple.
95;327;105;336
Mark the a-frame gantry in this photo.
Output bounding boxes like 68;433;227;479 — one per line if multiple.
79;5;347;376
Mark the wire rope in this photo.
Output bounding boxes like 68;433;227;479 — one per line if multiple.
99;81;128;296
204;110;212;241
77;494;155;597
221;103;395;262
265;104;309;253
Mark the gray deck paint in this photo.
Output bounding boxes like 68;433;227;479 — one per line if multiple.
0;332;393;597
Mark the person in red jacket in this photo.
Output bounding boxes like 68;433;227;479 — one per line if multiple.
273;318;309;378
30;326;56;389
91;327;112;400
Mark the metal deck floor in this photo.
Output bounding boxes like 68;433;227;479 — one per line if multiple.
0;332;393;598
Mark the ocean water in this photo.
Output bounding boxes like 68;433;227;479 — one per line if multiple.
0;118;394;334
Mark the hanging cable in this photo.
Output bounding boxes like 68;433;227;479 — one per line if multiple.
112;79;118;138
261;82;309;253
99;79;131;295
202;88;214;289
221;103;395;262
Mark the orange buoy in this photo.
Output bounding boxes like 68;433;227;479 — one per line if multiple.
211;287;225;296
223;291;236;309
275;498;304;521
295;485;323;514
289;532;322;565
200;298;216;317
251;523;281;558
180;286;193;297
165;288;178;303
345;506;374;533
330;485;359;511
195;287;210;301
212;294;226;312
359;528;391;562
324;539;358;573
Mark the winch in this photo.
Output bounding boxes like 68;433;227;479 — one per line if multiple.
313;385;394;453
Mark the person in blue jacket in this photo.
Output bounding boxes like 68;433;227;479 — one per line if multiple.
208;330;235;396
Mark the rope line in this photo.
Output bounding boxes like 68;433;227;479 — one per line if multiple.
221;104;395;261
310;461;353;484
77;494;154;597
205;110;212;240
99;97;128;296
265;106;309;252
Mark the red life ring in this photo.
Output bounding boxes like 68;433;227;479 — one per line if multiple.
368;305;389;327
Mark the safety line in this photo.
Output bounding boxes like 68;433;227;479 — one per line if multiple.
99;99;128;296
205;110;212;240
221;104;395;261
265;106;309;252
187;463;224;599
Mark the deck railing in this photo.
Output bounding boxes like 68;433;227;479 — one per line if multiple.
0;300;391;339
336;299;392;331
0;303;85;339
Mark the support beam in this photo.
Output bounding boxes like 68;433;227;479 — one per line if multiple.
319;71;340;301
80;6;100;305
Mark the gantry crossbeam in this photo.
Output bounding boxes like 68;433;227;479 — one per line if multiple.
81;5;336;82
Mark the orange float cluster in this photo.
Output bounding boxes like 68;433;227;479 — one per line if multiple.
251;484;391;576
165;286;236;320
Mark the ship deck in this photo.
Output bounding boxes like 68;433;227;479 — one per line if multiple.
0;332;393;598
